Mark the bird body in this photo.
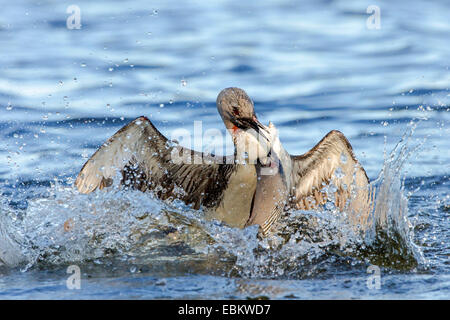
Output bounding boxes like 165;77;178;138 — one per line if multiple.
75;88;371;235
205;163;256;228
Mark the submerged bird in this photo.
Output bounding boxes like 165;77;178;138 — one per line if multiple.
75;87;371;235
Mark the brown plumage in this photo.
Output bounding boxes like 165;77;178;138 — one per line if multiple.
75;116;235;211
287;130;372;228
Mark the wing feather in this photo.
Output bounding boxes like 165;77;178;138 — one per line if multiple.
75;116;234;209
289;130;372;227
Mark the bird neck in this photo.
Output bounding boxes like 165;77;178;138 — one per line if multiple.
264;125;293;191
231;129;270;165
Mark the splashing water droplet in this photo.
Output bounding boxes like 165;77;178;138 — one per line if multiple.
334;167;345;179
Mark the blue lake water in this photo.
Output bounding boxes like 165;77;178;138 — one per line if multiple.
0;0;449;299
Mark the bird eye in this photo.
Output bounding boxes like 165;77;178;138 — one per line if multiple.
232;107;240;116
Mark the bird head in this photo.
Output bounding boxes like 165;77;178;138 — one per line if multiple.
216;87;269;139
216;87;271;164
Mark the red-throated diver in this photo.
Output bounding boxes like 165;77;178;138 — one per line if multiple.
75;87;371;235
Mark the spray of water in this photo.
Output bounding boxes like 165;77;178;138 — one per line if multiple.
0;123;426;278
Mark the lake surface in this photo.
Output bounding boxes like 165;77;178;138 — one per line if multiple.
0;0;448;299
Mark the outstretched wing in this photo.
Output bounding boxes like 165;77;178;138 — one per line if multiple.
289;130;372;226
75;116;235;209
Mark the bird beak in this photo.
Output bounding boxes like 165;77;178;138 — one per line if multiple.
252;117;270;142
237;117;269;142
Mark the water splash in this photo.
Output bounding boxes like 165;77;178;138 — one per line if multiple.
359;121;426;268
0;123;426;277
